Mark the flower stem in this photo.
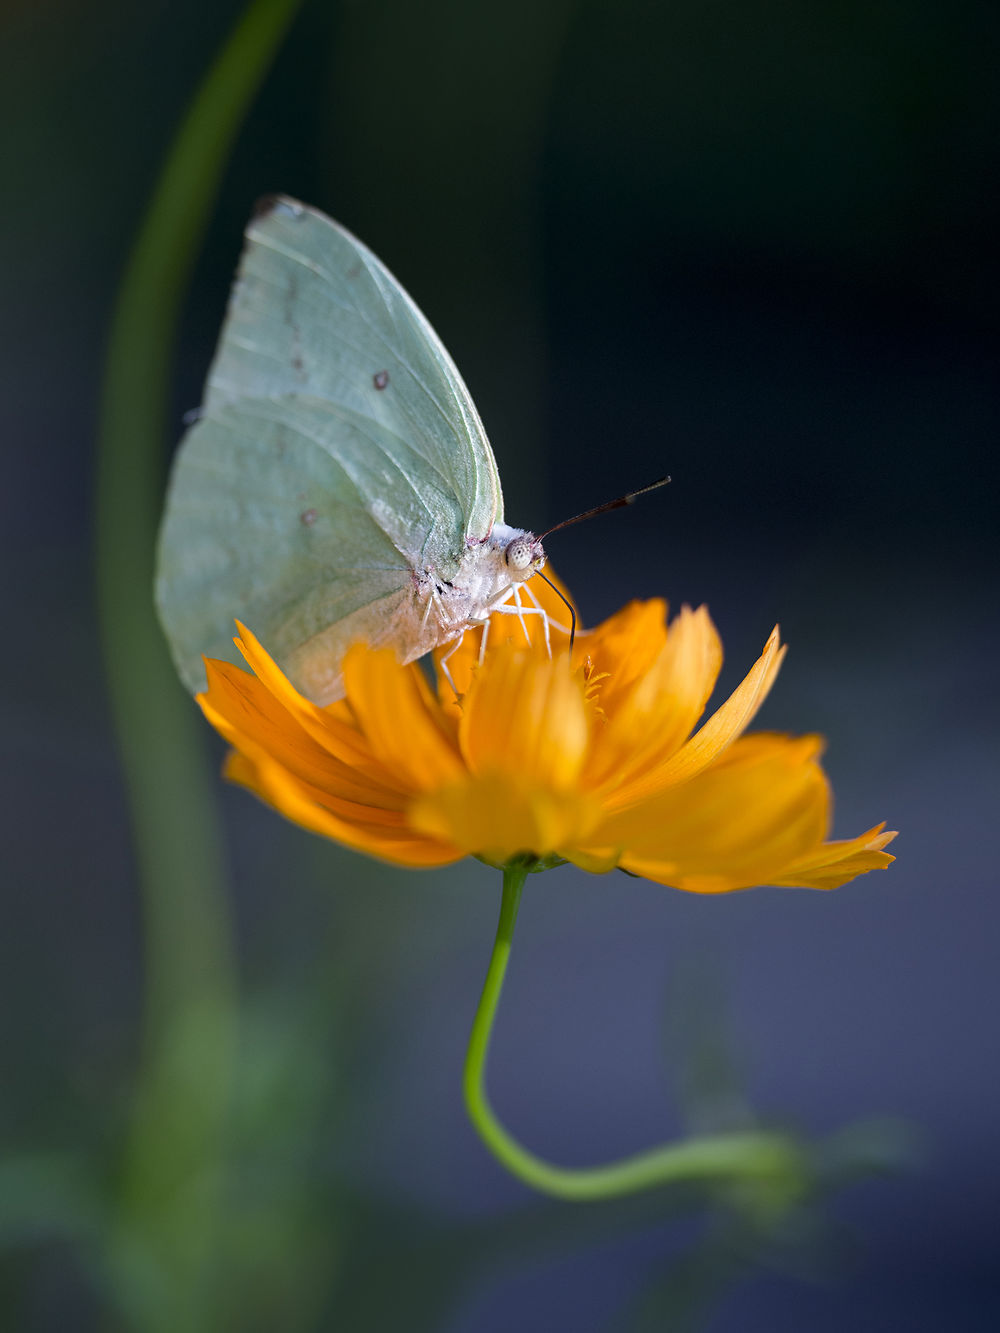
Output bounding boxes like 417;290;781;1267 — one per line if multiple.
463;864;805;1202
95;0;303;1323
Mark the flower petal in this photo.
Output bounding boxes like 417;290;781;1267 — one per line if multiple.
587;605;722;792
341;644;464;792
409;771;601;864
597;734;832;892
459;645;590;790
226;750;463;867
576;598;669;708
768;824;897;890
231;623;396;782
604;625;785;813
199;657;404;809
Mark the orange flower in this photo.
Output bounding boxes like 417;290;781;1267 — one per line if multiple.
197;576;895;892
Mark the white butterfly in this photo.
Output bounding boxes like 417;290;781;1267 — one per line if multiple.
156;196;557;704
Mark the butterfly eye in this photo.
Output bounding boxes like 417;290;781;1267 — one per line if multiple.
504;539;534;572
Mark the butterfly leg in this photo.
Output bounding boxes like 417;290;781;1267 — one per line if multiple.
491;599;555;656
512;583;531;645
523;582;550;654
523;580;573;643
420;579;443;632
484;581;536;645
437;630;468;698
478;617;490;667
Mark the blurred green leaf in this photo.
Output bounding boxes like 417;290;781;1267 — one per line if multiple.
0;1155;103;1249
93;0;305;1327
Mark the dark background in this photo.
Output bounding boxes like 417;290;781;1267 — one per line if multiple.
2;0;998;1328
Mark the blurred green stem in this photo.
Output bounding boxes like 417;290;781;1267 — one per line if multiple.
95;0;303;1326
463;863;806;1202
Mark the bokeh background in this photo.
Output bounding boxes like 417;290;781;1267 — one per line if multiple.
3;0;998;1328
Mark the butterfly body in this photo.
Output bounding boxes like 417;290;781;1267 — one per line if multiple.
156;197;547;704
286;521;545;702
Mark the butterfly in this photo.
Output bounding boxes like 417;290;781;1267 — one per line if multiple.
155;196;557;705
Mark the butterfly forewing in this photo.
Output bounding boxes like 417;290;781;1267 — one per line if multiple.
156;197;505;699
205;198;502;540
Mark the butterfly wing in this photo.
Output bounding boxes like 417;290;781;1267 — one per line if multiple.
156;197;504;700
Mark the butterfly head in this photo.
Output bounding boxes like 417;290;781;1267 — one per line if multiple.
503;533;546;581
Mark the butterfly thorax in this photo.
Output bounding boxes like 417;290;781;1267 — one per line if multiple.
417;523;545;634
280;524;546;705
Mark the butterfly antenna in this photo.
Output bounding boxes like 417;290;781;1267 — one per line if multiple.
536;570;578;650
537;475;671;541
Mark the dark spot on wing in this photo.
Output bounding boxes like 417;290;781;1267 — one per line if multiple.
252;194;304;222
252;194;282;220
283;273;307;378
300;508;318;526
347;262;362;279
284;273;299;326
373;369;389;390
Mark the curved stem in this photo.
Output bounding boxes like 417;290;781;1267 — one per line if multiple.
95;0;304;1325
463;864;805;1202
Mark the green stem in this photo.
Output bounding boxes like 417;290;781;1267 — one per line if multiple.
463;864;805;1202
95;0;303;1326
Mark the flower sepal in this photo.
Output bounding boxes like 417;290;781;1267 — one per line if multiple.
477;851;569;875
